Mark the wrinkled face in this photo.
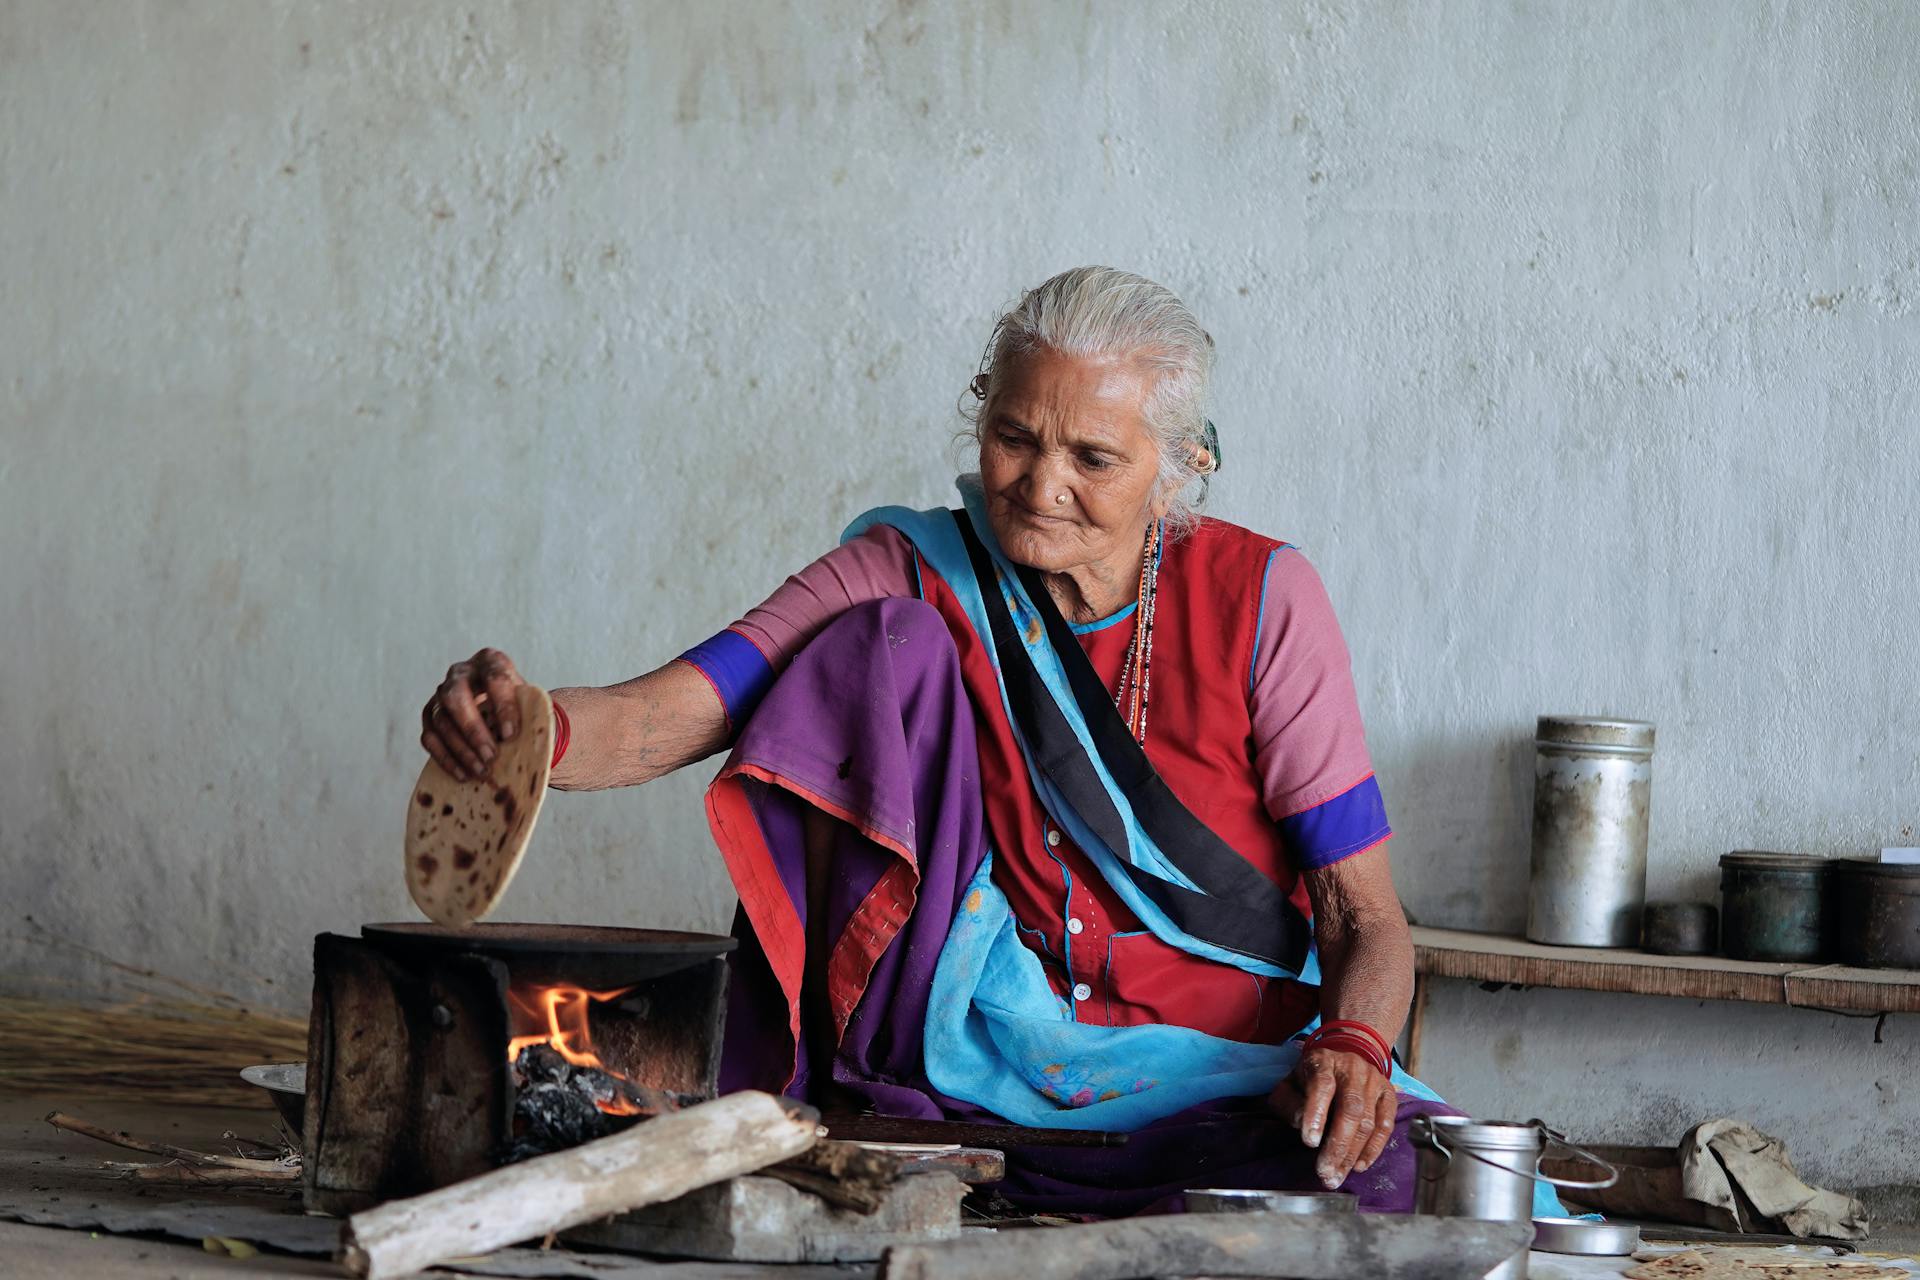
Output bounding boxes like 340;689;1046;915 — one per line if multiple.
978;347;1168;577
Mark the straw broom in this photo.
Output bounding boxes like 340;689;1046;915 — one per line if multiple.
1;918;308;1108
0;995;307;1109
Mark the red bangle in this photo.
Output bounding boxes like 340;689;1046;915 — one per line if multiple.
550;700;571;770
1304;1024;1392;1077
1306;1032;1390;1076
1317;1019;1392;1061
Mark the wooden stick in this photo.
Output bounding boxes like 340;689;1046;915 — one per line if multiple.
45;1111;293;1174
822;1114;1126;1148
106;1161;300;1185
338;1091;819;1280
765;1142;907;1213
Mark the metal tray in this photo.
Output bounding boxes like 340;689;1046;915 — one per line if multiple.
1186;1188;1357;1215
1530;1217;1641;1256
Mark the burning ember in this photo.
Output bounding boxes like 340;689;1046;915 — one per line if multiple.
506;984;642;1114
503;984;683;1163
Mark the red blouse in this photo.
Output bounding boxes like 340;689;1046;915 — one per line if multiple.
690;517;1392;1044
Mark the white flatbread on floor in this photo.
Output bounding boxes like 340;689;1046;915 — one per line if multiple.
404;684;553;927
1627;1249;1908;1279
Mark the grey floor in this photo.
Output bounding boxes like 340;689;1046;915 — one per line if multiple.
0;1097;861;1279
4;1097;1915;1278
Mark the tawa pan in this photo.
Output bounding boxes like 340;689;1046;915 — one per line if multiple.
360;922;736;988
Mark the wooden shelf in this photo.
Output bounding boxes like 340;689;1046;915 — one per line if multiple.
1410;927;1920;1014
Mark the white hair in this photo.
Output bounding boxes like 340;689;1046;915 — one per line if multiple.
963;266;1217;534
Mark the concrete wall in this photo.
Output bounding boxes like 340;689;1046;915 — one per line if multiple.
4;1;1915;1194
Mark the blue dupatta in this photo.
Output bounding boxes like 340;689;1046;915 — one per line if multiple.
843;481;1448;1129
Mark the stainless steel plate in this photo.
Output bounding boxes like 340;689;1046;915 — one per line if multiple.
240;1063;307;1134
1530;1217;1640;1256
1186;1188;1357;1215
239;1062;306;1095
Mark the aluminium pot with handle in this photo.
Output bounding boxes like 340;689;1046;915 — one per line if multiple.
1411;1116;1618;1280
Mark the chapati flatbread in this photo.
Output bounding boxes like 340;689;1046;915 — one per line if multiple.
405;684;553;927
1627;1250;1905;1280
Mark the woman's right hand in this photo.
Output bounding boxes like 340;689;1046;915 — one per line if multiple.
420;648;528;782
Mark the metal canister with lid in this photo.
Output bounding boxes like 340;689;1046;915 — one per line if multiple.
1719;852;1830;962
1833;859;1920;968
1526;717;1656;948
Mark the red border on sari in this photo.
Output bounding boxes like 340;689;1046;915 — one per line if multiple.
705;759;924;1082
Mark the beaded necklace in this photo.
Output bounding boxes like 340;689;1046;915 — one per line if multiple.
1112;522;1163;746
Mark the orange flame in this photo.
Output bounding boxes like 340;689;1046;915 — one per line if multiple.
506;984;644;1115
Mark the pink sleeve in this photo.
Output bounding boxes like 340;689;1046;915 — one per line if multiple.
728;525;920;669
1249;549;1392;868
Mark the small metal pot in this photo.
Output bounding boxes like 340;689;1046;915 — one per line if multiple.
1833;860;1920;968
1642;902;1718;956
1719;852;1831;962
1412;1117;1618;1280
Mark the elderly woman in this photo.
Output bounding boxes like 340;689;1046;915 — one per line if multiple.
420;268;1517;1216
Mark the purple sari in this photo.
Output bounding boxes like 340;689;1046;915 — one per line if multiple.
708;598;1457;1216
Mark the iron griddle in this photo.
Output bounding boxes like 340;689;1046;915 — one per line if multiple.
361;922;735;988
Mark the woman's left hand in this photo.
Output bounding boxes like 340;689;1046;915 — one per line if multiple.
1269;1044;1399;1189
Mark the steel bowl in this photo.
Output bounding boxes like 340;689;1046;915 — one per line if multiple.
1185;1188;1357;1215
1529;1217;1640;1256
240;1062;307;1135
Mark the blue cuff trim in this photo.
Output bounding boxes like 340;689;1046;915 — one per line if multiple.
1281;774;1391;871
678;629;776;728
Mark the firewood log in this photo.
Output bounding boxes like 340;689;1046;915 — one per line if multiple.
338;1091;818;1280
880;1215;1535;1280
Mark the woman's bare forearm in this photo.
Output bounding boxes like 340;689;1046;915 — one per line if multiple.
1315;913;1414;1043
547;661;731;791
1303;846;1415;1043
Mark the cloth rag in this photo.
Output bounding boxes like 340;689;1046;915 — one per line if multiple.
1680;1118;1868;1240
